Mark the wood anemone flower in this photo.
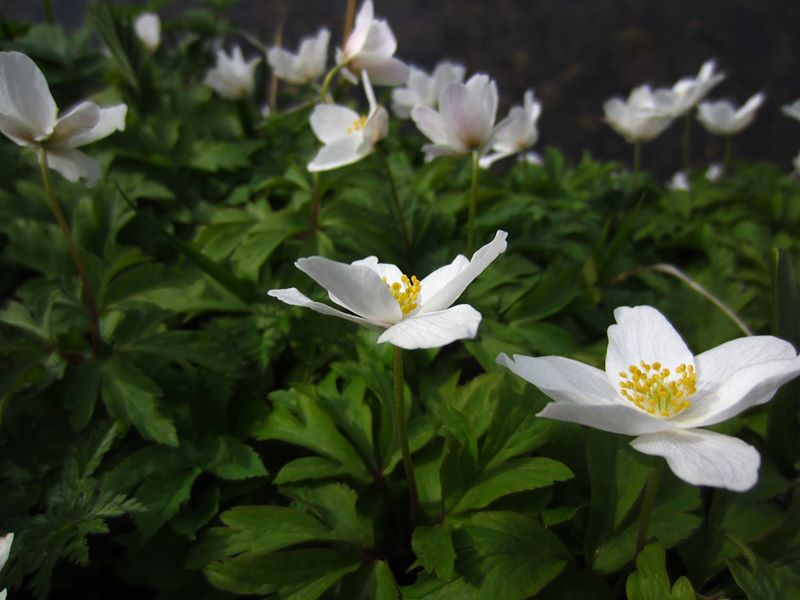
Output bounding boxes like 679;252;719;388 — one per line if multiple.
267;28;330;85
203;46;261;100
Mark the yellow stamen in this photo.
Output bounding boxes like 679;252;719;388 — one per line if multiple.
384;274;421;315
346;114;368;134
618;361;696;418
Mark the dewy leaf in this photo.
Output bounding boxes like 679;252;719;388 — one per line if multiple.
412;525;457;579
100;357;178;447
626;542;696;600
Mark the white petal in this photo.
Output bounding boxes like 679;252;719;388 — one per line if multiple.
420;230;508;313
411;105;451;146
307;135;370;171
295;257;401;325
267;287;379;330
605;306;695;391
479;150;514;169
45;147;102;187
267;47;303;84
65;103;126;147
0;110;38;145
631;429;760;491
440;75;495;150
496;353;618;405
352;257;404;285
51;101;101;144
343;0;374;58
134;13;161;52
309;104;361;144
421;143;465;161
377;304;481;349
418;255;469;303
357;57;409;86
0;532;13;572
0;51;57;140
537;402;673;436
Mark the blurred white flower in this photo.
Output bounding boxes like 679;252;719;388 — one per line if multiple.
337;0;408;86
782;99;800;122
269;230;507;349
391;61;466;119
268;28;330;85
133;12;161;53
0;532;12;600
697;92;765;136
0;51;127;186
603;85;674;143
705;162;724;181
498;305;800;491
667;170;691;191
307;72;388;172
203;46;261;100
522;151;542;165
662;60;725;117
480;89;541;168
792;151;800;175
411;73;507;161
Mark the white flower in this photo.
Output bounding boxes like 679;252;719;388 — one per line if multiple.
792;151;800;175
705;162;724;181
498;305;800;491
782;99;800;122
603;85;674;143
391;61;466;119
269;230;508;350
697;92;765;136
667;170;690;191
480;89;541;168
663;60;725;117
203;46;261;100
0;532;12;600
411;73;507;161
267;28;330;85
133;12;161;53
307;71;388;172
0;51;127;186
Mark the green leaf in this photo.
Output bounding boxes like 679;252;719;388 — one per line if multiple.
412;525;456;579
273;457;350;485
725;538;799;600
283;483;374;547
189;140;263;172
64;359;103;430
133;466;201;540
626;543;696;600
100;358;178;447
193;435;268;480
371;560;400;600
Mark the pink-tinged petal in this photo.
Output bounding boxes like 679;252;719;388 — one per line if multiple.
605;306;695;391
307;135;370;171
343;0;374;58
309;104;361;144
377;304;481;349
295;257;401;325
497;353;618;405
677;354;800;428
45;147;102;186
418;255;469;302
631;429;760;491
66;103;126;147
421;143;465;161
420;230;508;313
267;287;379;330
411;105;450;145
440;75;495;150
537;402;673;436
0;51;57;140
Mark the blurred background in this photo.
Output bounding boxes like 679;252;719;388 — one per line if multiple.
3;0;799;176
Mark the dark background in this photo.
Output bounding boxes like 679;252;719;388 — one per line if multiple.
4;0;799;175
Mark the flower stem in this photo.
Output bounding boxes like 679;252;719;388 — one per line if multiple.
342;0;357;45
682;114;692;173
318;62;345;104
635;459;663;557
466;150;480;255
723;136;733;174
38;148;101;356
632;141;642;177
267;16;284;116
393;346;419;523
376;146;412;258
42;0;55;24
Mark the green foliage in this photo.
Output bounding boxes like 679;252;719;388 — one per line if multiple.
626;543;695;600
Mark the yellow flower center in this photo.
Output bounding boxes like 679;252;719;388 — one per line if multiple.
346;115;368;134
618;360;697;418
384;274;421;315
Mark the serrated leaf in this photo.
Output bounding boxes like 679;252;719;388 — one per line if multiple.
626;543;696;600
412;525;456;579
195;435;268;480
283;483;374;547
133;466;201;540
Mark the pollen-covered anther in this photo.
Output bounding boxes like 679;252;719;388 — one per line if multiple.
346;114;368;134
619;361;697;418
384;274;421;315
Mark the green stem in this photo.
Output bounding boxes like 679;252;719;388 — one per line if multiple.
318;62;345;104
38;148;101;356
632;141;642;177
309;172;321;231
393;346;419;523
723;136;733;174
466;151;480;255
682;114;692;173
635;459;663;557
42;0;55;24
376;146;412;257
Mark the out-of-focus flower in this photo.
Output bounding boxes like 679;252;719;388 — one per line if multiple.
480;90;541;168
667;170;691;191
337;0;408;86
662;60;725;117
133;12;161;53
697;92;765;136
391;61;466;119
268;28;330;85
782;99;800;122
0;532;12;600
705;162;724;181
203;46;261;100
0;51;127;186
411;73;507;161
498;305;800;491
269;230;508;349
307;72;388;171
792;151;800;175
603;85;674;143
